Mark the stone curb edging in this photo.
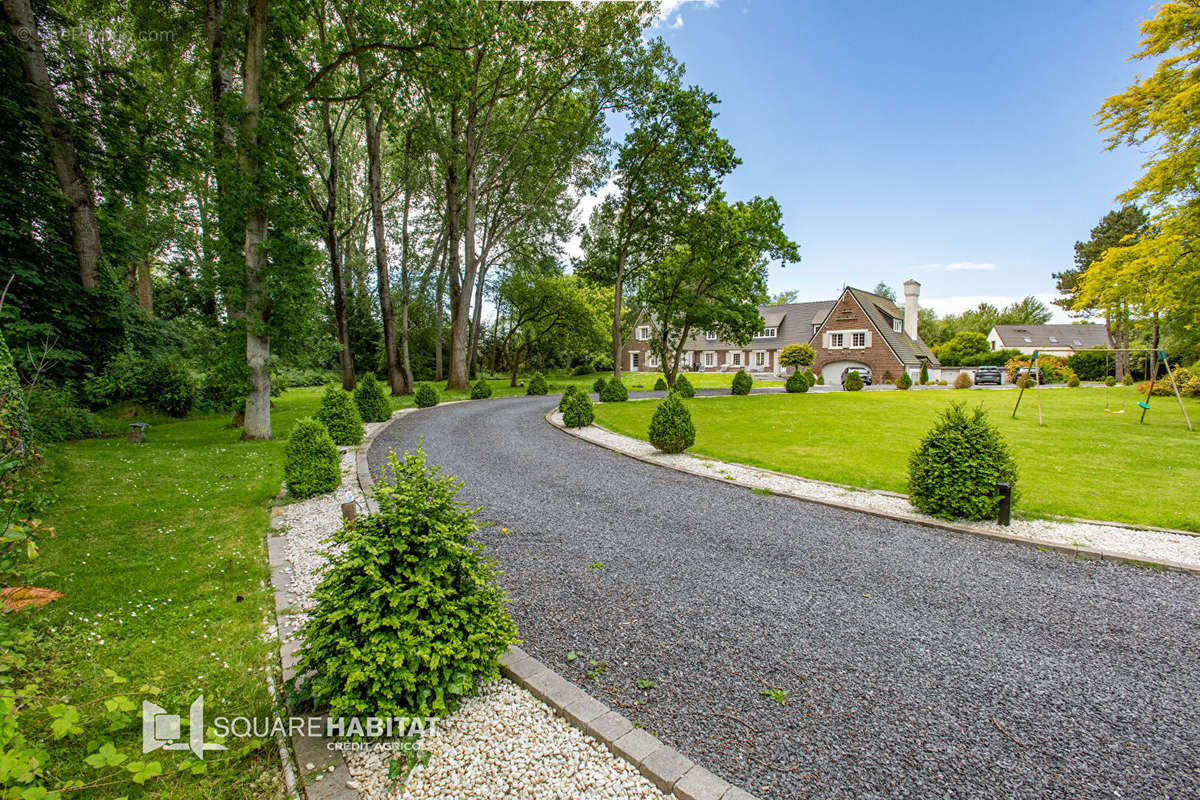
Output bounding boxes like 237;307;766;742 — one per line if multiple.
359;403;763;800
499;646;758;800
544;410;1200;577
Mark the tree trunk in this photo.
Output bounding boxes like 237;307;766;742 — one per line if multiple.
319;100;354;391
3;0;102;289
611;253;626;382
442;112;461;386
131;260;152;312
240;0;271;441
435;242;448;382
468;263;488;380
1150;312;1160;381
365;107;404;394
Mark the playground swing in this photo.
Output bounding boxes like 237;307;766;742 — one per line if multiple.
1099;348;1193;431
1103;350;1125;413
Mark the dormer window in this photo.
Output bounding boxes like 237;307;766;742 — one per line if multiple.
892;318;903;333
753;327;778;339
705;331;718;342
636;325;651;341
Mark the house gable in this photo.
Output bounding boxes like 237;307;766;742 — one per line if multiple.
809;289;907;379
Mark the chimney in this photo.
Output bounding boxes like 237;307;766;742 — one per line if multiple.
903;279;920;340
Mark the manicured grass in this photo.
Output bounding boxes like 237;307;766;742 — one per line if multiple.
18;387;331;798
592;386;1200;531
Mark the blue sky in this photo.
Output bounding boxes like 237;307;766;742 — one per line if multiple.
640;0;1155;319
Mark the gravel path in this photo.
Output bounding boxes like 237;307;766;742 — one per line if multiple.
369;394;1200;800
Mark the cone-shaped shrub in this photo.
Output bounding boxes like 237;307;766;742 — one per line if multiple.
801;368;816;387
648;394;695;454
354;373;391;422
599;377;628;402
316;385;364;445
785;371;808;393
654;377;668;391
919;362;930;384
896;372;913;390
526;372;549;395
291;447;517;719
284;418;341;499
471;379;493;400
731;369;752;395
592;376;608;394
953;371;973;390
414;383;439;408
562;391;594;428
558;384;580;413
908;402;1018;521
843;371;864;391
672;374;695;398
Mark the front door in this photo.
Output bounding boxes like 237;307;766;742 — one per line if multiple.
630;351;640;372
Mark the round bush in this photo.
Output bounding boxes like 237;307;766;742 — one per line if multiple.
558;384;580;413
908;402;1018;521
144;356;195;418
896;372;913;390
561;391;594;428
599;378;628;403
291;448;516;719
731;369;752;395
526;372;549;396
648;394;695;454
801;368;816;387
591;355;614;373
470;379;493;400
1017;376;1035;390
1122;374;1134;386
673;374;695;398
353;373;391;423
571;364;594;376
843;371;864;391
592;376;608;394
316;385;364;445
654;377;668;391
414;383;439;408
1104;375;1117;387
785;371;809;393
1067;373;1080;388
953;372;973;390
284;417;341;499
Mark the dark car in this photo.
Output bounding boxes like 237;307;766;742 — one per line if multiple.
840;367;873;387
974;365;1003;385
1015;366;1045;384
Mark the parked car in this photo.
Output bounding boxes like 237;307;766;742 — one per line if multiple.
1015;366;1045;384
974;365;1003;385
840;367;873;387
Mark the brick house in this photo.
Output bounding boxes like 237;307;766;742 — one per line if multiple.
621;280;939;383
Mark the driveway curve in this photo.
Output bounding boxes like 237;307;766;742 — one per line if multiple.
369;393;1200;800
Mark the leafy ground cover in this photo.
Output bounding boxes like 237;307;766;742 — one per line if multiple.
592;386;1200;531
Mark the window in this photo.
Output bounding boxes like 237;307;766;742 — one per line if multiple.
646;353;660;368
704;351;716;367
830;333;844;348
1048;337;1058;343
731;352;742;366
754;327;778;339
813;324;820;336
893;318;903;333
1072;339;1082;346
1023;337;1032;343
852;332;866;348
754;351;766;368
630;352;640;371
636;325;651;341
705;331;718;341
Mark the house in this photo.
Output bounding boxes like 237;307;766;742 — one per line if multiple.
987;324;1111;357
622;279;940;384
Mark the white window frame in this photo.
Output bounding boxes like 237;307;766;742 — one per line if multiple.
646;352;660;368
852;331;866;348
829;332;844;348
752;350;767;368
630;351;640;371
729;351;743;367
636;325;651;341
893;318;903;333
705;331;718;342
703;351;716;368
753;327;778;339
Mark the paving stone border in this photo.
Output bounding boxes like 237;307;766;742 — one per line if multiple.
545;409;1200;576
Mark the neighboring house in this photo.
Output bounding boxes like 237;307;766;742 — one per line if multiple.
987;324;1112;357
622;279;940;384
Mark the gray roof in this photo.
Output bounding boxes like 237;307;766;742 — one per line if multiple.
991;324;1111;350
682;300;835;350
845;287;940;367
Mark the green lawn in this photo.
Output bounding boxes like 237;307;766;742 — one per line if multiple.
592;386;1200;531
406;370;780;404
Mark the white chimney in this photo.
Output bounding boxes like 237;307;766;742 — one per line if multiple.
903;279;920;340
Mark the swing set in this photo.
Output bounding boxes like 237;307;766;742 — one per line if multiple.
1012;348;1193;431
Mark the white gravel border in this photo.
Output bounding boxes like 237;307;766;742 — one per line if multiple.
273;411;670;800
549;411;1200;574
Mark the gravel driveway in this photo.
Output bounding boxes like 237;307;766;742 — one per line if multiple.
369;394;1200;800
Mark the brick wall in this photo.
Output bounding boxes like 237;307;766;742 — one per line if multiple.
811;292;905;381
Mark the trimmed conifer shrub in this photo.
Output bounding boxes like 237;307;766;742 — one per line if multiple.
592;376;608;394
673;374;695;398
526;372;549;395
291;448;517;719
908;402;1018;521
414;383;439;408
654;377;668;391
731;369;752;395
896;372;913;390
316;385;364;446
599;377;628;402
953;371;973;390
648;395;695;454
561;391;594;427
1067;372;1080;388
470;379;493;400
801;368;816;387
843;371;864;391
353;373;391;422
558;384;580;413
1104;375;1117;387
817;375;825;385
1122;374;1134;386
919;362;930;384
785;371;808;393
284;418;341;499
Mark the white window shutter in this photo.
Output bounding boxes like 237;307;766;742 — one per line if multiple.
822;331;830;348
865;330;872;348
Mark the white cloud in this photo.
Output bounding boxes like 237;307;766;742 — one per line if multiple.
652;0;717;26
668;13;684;28
917;261;998;272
